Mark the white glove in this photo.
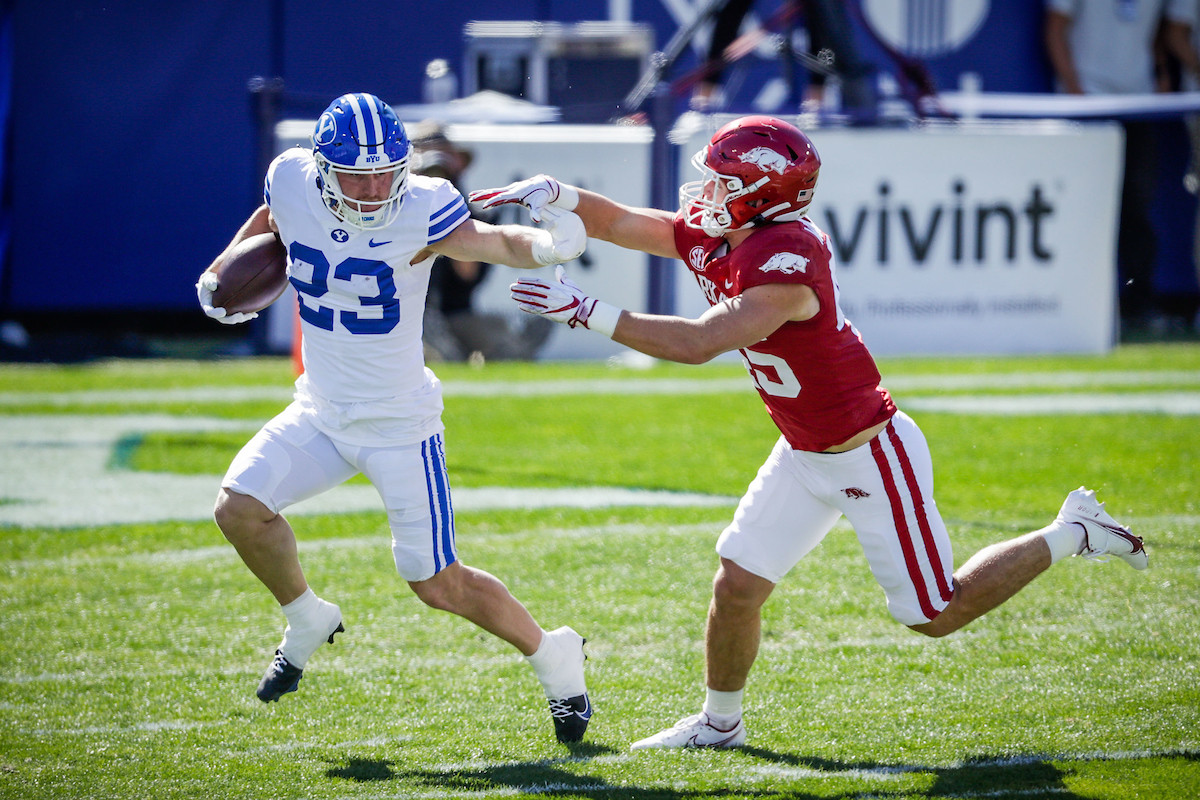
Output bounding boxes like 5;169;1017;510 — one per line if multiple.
196;271;258;325
510;265;622;337
469;174;579;223
530;207;587;266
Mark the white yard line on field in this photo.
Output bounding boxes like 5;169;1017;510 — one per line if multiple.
904;391;1200;415
1;368;1199;407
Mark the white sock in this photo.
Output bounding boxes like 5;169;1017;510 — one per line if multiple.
702;688;744;725
525;627;586;698
1039;521;1086;564
281;587;318;621
525;630;565;698
279;588;338;668
525;629;554;671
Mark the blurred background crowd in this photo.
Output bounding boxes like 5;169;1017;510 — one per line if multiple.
1;0;1199;362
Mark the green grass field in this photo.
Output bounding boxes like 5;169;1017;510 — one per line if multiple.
1;345;1198;799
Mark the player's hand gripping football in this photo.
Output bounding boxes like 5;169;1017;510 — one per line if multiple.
511;265;619;336
196;272;259;325
469;174;578;223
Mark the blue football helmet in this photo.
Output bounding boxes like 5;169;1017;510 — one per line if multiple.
311;93;410;229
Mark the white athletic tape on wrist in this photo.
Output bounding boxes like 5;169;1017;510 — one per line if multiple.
574;299;621;338
552;181;579;211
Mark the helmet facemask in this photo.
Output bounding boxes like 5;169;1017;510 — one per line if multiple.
315;158;409;230
680;149;770;237
311;93;411;230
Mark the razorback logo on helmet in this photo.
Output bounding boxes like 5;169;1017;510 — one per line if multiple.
689;245;707;271
738;146;789;175
760;252;809;275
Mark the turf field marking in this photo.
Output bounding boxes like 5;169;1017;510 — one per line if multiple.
0;415;733;528
904;391;1200;415
1;368;1198;407
3;522;726;571
32;719;226;736
8;513;1197;570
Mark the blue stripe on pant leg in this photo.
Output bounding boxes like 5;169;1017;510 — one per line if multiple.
425;434;457;570
432;434;458;566
421;438;444;573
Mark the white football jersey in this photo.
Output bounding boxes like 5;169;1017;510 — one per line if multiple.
265;147;469;444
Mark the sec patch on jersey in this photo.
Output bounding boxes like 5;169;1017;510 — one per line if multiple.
212;233;289;314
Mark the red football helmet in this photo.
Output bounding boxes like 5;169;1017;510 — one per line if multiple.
680;115;821;237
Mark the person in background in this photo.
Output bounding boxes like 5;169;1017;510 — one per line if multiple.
410;121;553;363
1045;0;1198;332
195;93;592;743
690;0;875;116
1162;9;1200;331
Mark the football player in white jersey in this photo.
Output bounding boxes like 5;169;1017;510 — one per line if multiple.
196;93;592;743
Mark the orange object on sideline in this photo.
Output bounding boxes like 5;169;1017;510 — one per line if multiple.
292;303;304;375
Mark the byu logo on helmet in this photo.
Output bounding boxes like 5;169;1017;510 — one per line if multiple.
314;113;338;146
739;147;789;175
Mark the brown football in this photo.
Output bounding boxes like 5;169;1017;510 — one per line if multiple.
212;232;289;314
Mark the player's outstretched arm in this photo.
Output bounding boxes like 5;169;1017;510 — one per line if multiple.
432;209;586;270
472;176;677;259
469;175;578;222
511;268;819;364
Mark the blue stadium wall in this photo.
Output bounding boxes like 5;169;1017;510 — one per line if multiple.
1;0;1193;318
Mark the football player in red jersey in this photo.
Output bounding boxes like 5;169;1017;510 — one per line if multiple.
471;115;1148;750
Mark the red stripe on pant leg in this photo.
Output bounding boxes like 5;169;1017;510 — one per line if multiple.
886;424;953;602
870;426;937;620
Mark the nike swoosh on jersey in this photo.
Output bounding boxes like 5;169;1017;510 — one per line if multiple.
368;239;392;247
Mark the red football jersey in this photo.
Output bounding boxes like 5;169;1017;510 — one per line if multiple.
673;215;896;452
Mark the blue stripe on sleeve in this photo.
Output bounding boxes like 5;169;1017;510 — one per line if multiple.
427;198;470;242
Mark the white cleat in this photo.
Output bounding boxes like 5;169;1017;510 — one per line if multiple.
1058;487;1147;570
630;712;746;750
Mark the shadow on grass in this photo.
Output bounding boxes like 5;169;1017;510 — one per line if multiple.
324;756;396;782
742;747;1081;798
322;743;1121;799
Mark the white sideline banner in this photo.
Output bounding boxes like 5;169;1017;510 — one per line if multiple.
273;119;1120;358
677;119;1122;356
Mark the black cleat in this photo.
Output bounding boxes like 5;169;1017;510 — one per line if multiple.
255;623;344;703
549;693;593;743
256;650;302;702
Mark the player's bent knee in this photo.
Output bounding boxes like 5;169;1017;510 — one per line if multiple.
907;608;962;638
908;620;952;638
712;559;775;610
213;488;275;537
408;563;463;613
